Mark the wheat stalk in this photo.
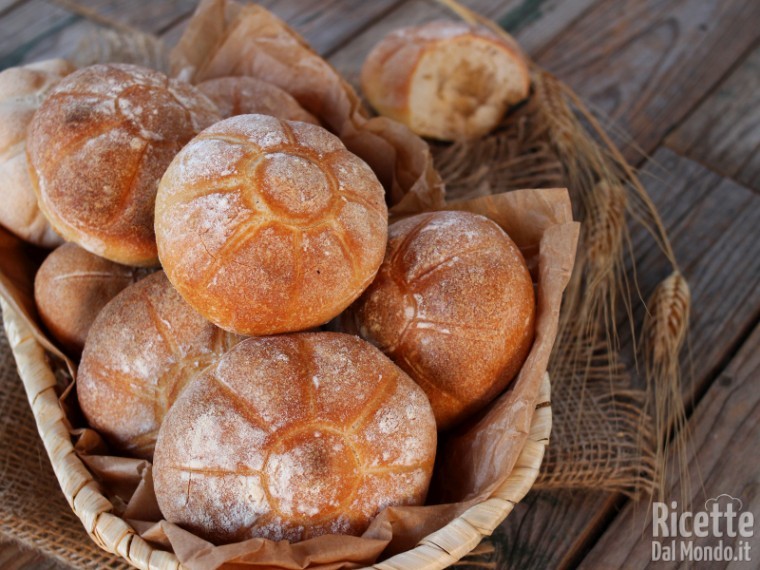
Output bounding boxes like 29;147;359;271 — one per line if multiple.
642;271;692;503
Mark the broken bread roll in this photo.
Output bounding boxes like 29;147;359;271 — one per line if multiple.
0;59;74;247
198;76;319;124
344;210;535;430
27;63;220;266
77;271;241;459
361;21;530;141
155;114;388;336
153;332;437;544
34;243;150;356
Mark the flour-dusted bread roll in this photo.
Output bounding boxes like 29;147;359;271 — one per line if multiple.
345;211;535;430
34;243;150;355
77;271;241;459
27;63;220;266
155;114;388;335
0;59;74;247
198;76;319;124
361;21;530;141
153;332;436;543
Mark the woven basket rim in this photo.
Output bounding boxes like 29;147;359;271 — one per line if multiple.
1;298;551;570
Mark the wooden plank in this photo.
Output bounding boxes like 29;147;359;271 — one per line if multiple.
533;0;760;163
0;0;192;69
666;45;760;193
56;0;196;34
160;0;405;54
580;324;760;568
0;0;24;16
460;148;760;569
625;148;760;400
0;0;79;69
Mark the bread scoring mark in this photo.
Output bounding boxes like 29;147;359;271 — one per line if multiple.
255;151;336;222
363;463;431;476
199;217;264;287
83;361;159;405
347;371;398;435
263;426;361;521
50;270;133;283
205;368;272;433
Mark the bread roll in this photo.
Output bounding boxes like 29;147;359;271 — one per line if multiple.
153;332;436;543
198;76;318;124
155;114;388;335
344;211;535;429
34;242;150;355
77;271;240;459
361;21;530;141
27;63;220;266
0;59;74;247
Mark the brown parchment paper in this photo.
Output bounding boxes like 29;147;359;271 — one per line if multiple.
0;187;577;569
168;0;445;218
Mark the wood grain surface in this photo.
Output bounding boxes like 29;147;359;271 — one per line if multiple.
534;0;760;164
666;45;760;193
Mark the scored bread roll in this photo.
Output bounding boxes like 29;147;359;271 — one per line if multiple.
0;59;74;247
361;21;530;141
198;76;319;124
27;63;220;266
77;271;241;459
344;210;535;430
153;332;437;544
34;242;151;355
155;114;388;336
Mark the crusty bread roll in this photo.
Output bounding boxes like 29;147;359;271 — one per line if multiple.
344;211;535;430
361;21;530;141
27;63;220;266
198;76;319;124
153;332;436;543
77;271;240;459
34;242;150;355
0;59;74;247
155;114;388;336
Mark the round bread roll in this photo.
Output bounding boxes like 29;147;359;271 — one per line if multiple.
0;59;74;247
361;21;530;141
153;332;436;544
155;114;388;335
198;76;319;124
344;211;535;430
78;271;241;459
35;242;151;355
27;63;220;266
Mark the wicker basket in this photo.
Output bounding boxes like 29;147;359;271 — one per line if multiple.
2;295;550;570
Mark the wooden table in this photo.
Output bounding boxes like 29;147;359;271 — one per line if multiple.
1;0;758;568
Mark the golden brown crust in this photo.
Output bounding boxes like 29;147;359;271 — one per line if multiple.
347;211;535;430
361;21;531;140
77;271;241;459
153;332;436;544
198;76;319;124
27;63;220;266
155;114;388;335
0;59;74;247
34;242;149;356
